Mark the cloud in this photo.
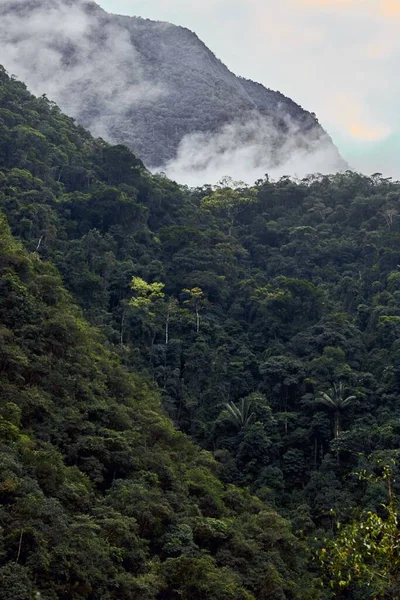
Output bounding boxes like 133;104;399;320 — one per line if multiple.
0;0;347;185
163;114;345;187
347;124;389;141
295;0;357;6
294;0;400;18
114;0;399;177
0;0;166;147
319;92;392;142
380;0;400;16
1;0;398;180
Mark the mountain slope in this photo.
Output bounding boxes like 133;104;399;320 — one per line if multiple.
2;59;400;598
0;0;345;179
0;64;318;600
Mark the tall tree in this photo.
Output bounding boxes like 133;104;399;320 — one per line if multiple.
224;398;255;431
315;382;357;439
182;287;205;334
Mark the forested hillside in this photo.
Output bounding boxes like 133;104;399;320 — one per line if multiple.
0;66;317;600
1;66;400;598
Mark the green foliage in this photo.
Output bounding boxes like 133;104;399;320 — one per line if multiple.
130;277;165;311
0;66;315;600
2;64;400;599
319;463;400;599
201;180;258;236
223;398;256;430
0;203;309;599
315;382;357;439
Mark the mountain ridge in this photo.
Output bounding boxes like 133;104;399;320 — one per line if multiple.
0;0;346;179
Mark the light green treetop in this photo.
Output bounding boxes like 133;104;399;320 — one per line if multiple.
130;276;165;315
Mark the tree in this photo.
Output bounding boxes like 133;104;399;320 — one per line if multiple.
315;382;357;440
319;463;400;599
163;297;180;345
182;287;205;334
129;277;165;312
127;277;165;344
201;184;257;236
224;398;255;430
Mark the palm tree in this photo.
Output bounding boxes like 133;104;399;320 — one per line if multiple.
225;398;255;430
315;382;357;439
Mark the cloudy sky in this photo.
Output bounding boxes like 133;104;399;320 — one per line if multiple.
99;0;399;178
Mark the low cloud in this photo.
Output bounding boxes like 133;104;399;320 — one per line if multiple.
163;114;345;186
1;0;398;181
0;0;347;184
121;0;399;178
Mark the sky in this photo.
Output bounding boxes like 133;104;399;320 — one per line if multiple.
98;0;400;179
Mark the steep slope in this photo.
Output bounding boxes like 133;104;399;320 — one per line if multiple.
0;65;318;600
2;58;400;597
0;0;345;180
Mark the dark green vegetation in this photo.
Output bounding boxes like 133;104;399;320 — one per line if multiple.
320;463;400;599
1;65;400;599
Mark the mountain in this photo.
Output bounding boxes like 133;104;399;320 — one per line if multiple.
2;59;400;598
0;0;346;181
0;64;316;600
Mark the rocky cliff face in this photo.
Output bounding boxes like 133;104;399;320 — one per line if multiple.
0;0;346;180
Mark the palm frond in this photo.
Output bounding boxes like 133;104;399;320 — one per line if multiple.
315;392;336;408
341;395;357;408
225;399;255;428
315;383;357;411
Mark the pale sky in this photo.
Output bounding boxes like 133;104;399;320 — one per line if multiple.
98;0;400;179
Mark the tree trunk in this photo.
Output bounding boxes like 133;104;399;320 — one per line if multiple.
35;235;43;252
120;311;125;347
16;530;23;563
334;410;340;464
334;410;340;439
165;313;169;345
314;437;318;468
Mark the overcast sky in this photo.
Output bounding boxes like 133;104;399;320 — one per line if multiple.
98;0;399;179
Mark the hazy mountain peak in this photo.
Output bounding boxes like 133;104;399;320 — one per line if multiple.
0;0;347;184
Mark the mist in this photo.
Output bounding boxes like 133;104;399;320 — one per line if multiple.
0;0;347;184
0;0;166;151
162;114;346;187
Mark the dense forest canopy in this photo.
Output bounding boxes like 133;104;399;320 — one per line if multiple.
1;65;400;599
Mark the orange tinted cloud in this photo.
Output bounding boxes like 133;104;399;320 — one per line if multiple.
380;0;400;16
366;35;398;58
294;0;359;6
294;0;400;17
349;123;390;140
322;93;391;141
